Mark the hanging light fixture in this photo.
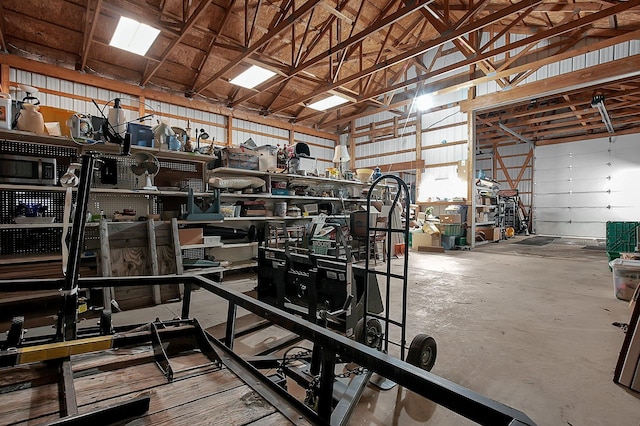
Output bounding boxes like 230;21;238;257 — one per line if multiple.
591;95;615;134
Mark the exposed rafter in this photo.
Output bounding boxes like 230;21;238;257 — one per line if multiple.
194;0;322;96
79;0;103;72
141;0;213;85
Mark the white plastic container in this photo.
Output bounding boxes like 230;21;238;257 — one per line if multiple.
610;258;640;301
0;93;11;129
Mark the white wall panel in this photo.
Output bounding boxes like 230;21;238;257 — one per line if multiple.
416;165;467;201
534;134;640;238
422;143;468;165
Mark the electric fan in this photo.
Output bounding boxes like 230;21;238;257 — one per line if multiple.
130;152;160;190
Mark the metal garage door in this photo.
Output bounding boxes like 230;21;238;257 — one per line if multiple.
534;135;640;238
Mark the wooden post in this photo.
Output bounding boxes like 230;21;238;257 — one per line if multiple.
171;218;185;299
349;120;355;170
147;219;161;304
415;113;423;200
226;115;233;146
0;63;9;94
99;219;113;306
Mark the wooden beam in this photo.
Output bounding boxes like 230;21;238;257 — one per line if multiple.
189;0;237;93
142;0;212;85
0;63;9;93
194;0;322;95
79;0;103;72
460;54;640;112
270;0;545;114
318;5;640;127
294;0;433;75
0;0;8;52
318;1;353;24
379;159;425;172
0;54;337;142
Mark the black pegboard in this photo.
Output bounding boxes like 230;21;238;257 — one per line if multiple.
0;228;63;256
1;140;77;184
1;190;68;224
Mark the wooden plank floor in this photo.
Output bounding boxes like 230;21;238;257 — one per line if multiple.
1;343;306;426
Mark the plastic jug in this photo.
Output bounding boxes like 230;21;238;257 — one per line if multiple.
0;93;11;130
16;103;46;134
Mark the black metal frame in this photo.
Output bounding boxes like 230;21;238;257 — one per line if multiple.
363;174;412;359
0;273;536;426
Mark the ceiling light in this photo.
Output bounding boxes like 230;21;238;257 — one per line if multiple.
230;65;276;89
416;93;433;110
307;95;349;111
591;95;614;134
110;16;160;56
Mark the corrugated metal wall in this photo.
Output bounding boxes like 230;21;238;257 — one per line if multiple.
7;69;334;165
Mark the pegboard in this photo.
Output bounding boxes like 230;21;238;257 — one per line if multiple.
89;193;151;219
92;155;138;190
0;228;63;256
1;140;77;180
182;248;204;260
1;189;67;224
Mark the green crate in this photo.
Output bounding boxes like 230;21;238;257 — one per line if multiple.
442;223;465;237
606;222;639;253
311;238;333;255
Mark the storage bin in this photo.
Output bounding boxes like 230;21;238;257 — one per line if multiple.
224;147;259;170
257;145;277;171
606;222;639;253
442;235;456;250
610;258;640;301
442;223;465;237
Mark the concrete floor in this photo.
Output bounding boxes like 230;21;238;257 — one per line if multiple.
111;236;640;425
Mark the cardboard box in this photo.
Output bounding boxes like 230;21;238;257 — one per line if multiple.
178;228;204;245
411;232;440;249
476;227;501;241
440;214;462;224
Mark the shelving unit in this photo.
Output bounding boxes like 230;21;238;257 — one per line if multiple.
0;130;376;287
471;179;503;247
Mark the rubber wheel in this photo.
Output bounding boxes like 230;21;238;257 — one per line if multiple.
100;311;113;335
6;316;25;348
406;334;437;371
354;318;383;349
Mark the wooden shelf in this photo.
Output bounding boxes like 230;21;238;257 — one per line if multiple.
209;167;370;186
221;216;312;221
0;253;61;265
0;129;214;163
0;183;205;198
219;192;365;202
417;201;470;206
181;241;257;250
0;222;100;229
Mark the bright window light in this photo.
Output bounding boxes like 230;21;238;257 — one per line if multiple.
230;65;277;89
416;93;433;110
110;16;160;56
307;95;349;111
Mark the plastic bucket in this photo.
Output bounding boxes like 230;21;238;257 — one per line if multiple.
0;93;11;129
274;202;287;217
442;235;456;250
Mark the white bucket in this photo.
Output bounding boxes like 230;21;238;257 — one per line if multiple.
0;93;11;130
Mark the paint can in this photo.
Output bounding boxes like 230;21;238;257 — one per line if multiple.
274;202;287;217
0;93;11;130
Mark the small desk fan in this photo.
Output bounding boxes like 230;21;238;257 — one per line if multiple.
130;152;159;190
